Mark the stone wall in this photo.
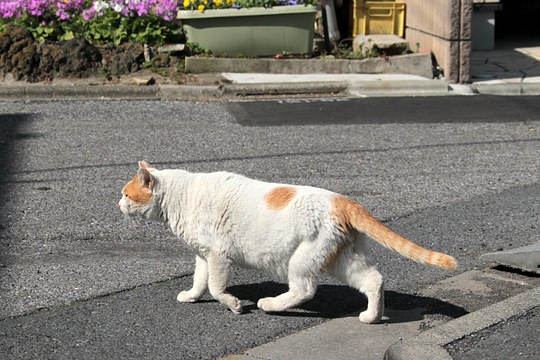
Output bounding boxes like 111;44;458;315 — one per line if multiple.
403;0;472;83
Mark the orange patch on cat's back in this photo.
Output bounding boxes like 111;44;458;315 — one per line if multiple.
123;174;152;204
264;186;297;210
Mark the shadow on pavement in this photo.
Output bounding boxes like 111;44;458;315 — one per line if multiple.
0;113;35;281
229;282;468;321
227;96;540;126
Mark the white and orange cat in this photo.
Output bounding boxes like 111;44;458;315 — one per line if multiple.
119;161;457;324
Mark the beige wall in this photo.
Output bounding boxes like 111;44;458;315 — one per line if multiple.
403;0;472;83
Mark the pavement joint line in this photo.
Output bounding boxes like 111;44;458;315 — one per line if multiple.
384;285;540;360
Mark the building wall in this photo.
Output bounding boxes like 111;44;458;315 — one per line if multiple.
403;0;473;83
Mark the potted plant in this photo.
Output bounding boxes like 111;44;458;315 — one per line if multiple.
178;0;319;57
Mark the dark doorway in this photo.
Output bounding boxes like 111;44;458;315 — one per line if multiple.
496;0;540;38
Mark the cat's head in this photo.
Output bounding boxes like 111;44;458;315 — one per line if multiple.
119;161;162;221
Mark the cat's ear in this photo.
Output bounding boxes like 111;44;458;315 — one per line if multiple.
139;160;151;170
137;168;155;191
139;160;158;172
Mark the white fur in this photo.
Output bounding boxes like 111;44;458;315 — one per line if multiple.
119;169;384;323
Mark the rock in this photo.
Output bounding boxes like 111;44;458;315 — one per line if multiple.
39;43;63;73
353;34;410;56
56;38;102;78
158;44;185;53
131;77;156;86
0;26;103;81
0;25;38;80
107;43;145;76
10;44;38;80
0;25;168;82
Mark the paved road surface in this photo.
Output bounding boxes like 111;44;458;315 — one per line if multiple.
0;96;539;358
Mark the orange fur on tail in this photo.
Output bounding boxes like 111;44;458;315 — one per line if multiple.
332;196;458;270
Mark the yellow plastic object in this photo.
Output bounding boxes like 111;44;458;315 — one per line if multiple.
352;1;406;37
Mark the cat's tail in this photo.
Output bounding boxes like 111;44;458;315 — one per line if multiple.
333;196;458;270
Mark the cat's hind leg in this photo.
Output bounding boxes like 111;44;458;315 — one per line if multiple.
330;235;384;324
207;253;243;314
178;255;208;303
257;242;318;313
355;267;384;324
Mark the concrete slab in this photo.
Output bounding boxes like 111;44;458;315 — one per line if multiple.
221;73;450;97
222;308;426;360
221;73;430;84
185;54;434;79
480;242;540;274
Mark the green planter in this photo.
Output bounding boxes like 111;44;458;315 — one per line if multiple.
177;5;318;57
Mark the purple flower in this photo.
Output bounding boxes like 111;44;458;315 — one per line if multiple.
53;0;86;20
82;7;96;21
0;0;181;23
0;2;21;19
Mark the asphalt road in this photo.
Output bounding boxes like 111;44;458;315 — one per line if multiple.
0;96;539;359
447;306;540;360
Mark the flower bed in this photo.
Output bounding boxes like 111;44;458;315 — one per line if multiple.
0;1;323;81
0;1;182;45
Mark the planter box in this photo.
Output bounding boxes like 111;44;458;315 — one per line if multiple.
177;5;318;57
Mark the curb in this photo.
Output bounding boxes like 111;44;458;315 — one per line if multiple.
471;82;540;96
2;78;539;101
158;85;224;100
384;286;540;360
0;85;160;101
347;79;449;97
0;79;450;101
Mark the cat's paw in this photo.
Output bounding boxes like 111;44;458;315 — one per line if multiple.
257;297;277;312
359;310;382;324
229;299;243;315
177;290;199;303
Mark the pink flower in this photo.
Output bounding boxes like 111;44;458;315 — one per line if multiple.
82;7;96;21
0;2;21;19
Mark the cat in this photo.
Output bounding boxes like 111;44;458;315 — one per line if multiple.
119;161;457;324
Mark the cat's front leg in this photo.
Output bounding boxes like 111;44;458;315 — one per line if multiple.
178;255;208;303
207;253;243;315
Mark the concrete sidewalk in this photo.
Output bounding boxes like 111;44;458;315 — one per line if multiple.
470;38;540;95
222;268;540;360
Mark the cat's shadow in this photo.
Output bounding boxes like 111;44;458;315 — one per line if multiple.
228;281;468;323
